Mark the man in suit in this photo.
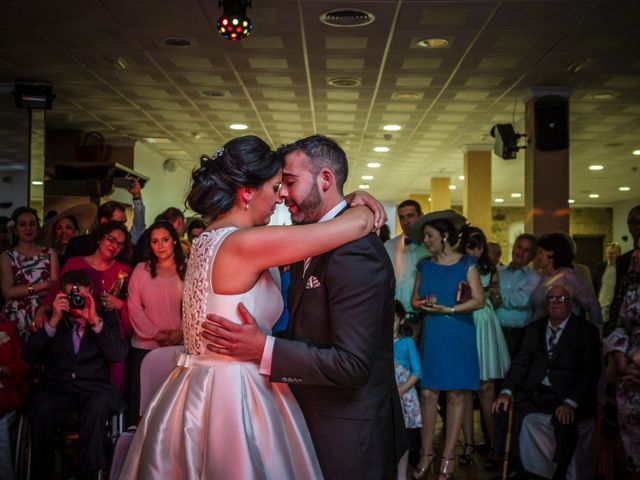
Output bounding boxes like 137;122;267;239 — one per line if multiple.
491;283;600;480
203;134;408;479
594;242;622;324
24;269;128;480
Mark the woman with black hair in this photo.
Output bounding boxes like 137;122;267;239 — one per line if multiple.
126;220;186;426
410;211;484;480
530;232;602;326
121;135;379;479
457;226;510;469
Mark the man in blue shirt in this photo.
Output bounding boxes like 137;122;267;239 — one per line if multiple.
495;233;541;360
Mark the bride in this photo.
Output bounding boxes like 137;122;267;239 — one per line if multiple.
119;135;378;479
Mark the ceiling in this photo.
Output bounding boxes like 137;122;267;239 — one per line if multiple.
1;0;639;207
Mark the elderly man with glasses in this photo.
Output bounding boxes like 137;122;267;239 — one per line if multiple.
490;284;600;480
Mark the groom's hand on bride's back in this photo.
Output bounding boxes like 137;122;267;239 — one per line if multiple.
202;303;266;362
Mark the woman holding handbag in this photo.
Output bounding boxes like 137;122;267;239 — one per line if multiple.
410;210;484;480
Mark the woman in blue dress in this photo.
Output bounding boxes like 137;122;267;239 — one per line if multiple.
409;210;484;480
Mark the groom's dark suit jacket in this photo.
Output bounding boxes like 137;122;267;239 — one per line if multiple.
270;223;408;479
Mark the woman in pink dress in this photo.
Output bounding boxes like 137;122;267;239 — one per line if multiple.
126;220;186;425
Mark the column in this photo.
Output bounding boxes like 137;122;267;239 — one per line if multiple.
524;88;571;234
409;194;430;215
431;177;451;211
463;145;493;235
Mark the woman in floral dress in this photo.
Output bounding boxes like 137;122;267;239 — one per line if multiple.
0;207;58;339
604;238;640;476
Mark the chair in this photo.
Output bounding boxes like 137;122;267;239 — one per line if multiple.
519;412;597;480
108;346;182;480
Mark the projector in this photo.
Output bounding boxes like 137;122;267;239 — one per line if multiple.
490;124;526;160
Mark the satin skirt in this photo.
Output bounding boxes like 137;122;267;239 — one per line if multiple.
119;353;323;480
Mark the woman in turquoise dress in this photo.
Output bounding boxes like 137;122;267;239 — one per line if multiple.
458;226;511;469
409;210;484;480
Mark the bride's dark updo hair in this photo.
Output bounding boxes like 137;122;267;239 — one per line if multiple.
186;135;282;219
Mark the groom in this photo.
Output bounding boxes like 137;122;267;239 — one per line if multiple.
203;134;407;479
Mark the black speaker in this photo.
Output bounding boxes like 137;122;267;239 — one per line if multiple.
534;95;569;151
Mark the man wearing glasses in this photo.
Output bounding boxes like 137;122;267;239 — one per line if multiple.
491;284;600;480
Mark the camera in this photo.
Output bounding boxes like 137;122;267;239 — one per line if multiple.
67;284;85;309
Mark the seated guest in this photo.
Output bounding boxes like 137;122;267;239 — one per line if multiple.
531;232;602;327
126;221;185;425
23;270;128;480
0;316;29;479
492;284;600;480
496;233;540;360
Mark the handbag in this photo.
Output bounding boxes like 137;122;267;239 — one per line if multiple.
455;281;472;304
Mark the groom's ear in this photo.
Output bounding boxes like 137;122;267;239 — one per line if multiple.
318;167;334;192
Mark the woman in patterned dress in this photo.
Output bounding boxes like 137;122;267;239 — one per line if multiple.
0;207;58;339
604;238;640;477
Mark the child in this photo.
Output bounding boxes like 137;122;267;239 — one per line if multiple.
393;300;422;478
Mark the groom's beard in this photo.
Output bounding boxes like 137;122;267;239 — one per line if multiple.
289;181;322;224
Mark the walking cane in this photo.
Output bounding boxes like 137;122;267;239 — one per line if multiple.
502;400;514;480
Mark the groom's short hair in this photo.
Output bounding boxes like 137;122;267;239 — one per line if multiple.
278;134;349;194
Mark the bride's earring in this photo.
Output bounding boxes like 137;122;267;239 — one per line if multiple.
245;202;250;210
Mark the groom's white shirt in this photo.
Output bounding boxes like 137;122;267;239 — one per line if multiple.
259;199;347;376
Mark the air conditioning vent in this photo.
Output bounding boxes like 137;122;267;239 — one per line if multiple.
320;9;375;27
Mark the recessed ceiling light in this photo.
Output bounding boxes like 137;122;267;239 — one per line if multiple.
458;175;465;180
568;199;576;204
106;56;128;71
358;184;370;189
229;124;248;130
633;149;640;156
144;137;171;144
494;198;505;203
373;146;389;153
591;93;615;101
416;37;449;49
31;180;43;186
391;92;423;101
511;193;522;198
200;89;227;98
619;186;631;191
588;164;604;171
361;175;374;180
383;124;402;131
319;8;376;27
589;193;600;198
191;132;203;139
428;198;432;202
367;162;381;168
449;185;457;190
161;36;192;47
327;77;362;87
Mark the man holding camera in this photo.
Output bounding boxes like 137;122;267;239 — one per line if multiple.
23;270;128;480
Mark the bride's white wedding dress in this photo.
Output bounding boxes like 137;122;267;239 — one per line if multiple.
119;227;323;479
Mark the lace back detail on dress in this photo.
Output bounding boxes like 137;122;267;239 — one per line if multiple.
182;228;235;354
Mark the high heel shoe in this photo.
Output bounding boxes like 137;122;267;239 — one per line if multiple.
438;457;455;480
458;443;475;465
412;452;436;479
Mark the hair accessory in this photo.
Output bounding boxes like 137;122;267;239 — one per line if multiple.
211;147;225;160
6;220;15;229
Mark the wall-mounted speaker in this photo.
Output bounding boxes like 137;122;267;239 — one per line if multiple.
534;95;569;151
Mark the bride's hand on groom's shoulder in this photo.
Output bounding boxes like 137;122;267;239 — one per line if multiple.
202;303;266;363
345;190;387;229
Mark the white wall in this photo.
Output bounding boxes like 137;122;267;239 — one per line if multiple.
129;143;193;225
613;198;640;252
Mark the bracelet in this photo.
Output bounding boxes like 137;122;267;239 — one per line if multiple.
27;285;35;295
451;306;456;314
